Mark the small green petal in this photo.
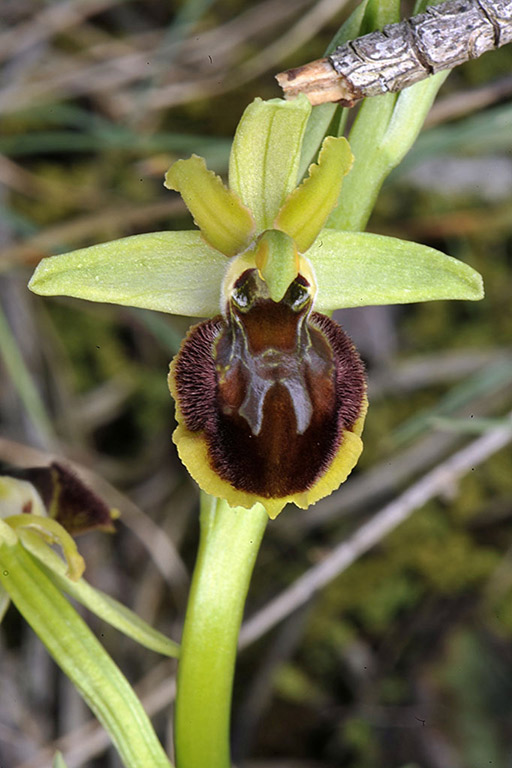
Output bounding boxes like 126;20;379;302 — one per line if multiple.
254;230;299;302
229;96;311;229
165;155;254;257
307;230;484;311
28;231;228;317
275;137;353;253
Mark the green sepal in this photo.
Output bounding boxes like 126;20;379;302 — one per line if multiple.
164;155;254;257
229;96;311;229
307;230;484;311
255;230;299;302
20;528;179;658
275;136;353;253
28;231;228;317
0;542;173;768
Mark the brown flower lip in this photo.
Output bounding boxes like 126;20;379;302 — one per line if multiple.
169;268;367;518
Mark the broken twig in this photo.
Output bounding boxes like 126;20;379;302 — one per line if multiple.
276;0;512;105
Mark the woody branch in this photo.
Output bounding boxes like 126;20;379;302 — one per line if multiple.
276;0;512;105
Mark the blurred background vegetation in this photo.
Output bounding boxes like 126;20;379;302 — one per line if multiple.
1;0;512;766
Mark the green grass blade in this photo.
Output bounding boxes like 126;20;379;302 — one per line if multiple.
0;542;173;768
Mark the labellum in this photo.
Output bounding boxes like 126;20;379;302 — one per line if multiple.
169;261;367;519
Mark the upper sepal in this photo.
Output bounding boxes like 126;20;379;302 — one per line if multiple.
229;96;312;230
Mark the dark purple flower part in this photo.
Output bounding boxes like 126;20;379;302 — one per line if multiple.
1;462;115;535
169;268;367;518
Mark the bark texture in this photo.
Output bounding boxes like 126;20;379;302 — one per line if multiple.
276;0;512;105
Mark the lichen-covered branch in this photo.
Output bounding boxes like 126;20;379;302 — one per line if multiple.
276;0;512;105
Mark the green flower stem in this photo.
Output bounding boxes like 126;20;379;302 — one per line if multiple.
327;92;397;232
325;0;449;234
0;540;172;768
327;71;449;232
174;494;268;768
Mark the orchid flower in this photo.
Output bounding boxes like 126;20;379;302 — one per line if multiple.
29;96;483;519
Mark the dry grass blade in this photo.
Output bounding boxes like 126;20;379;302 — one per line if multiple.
0;0;123;64
0;0;318;116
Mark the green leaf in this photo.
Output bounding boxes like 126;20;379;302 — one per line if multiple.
53;752;68;768
362;0;400;32
327;69;448;232
229;96;311;229
307;230;484;311
275;136;353;252
0;542;173;768
20;528;179;658
380;71;450;169
28;231;228;317
164;154;254;257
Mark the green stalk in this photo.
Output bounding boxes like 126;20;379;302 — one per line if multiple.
324;0;448;234
174;494;268;768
